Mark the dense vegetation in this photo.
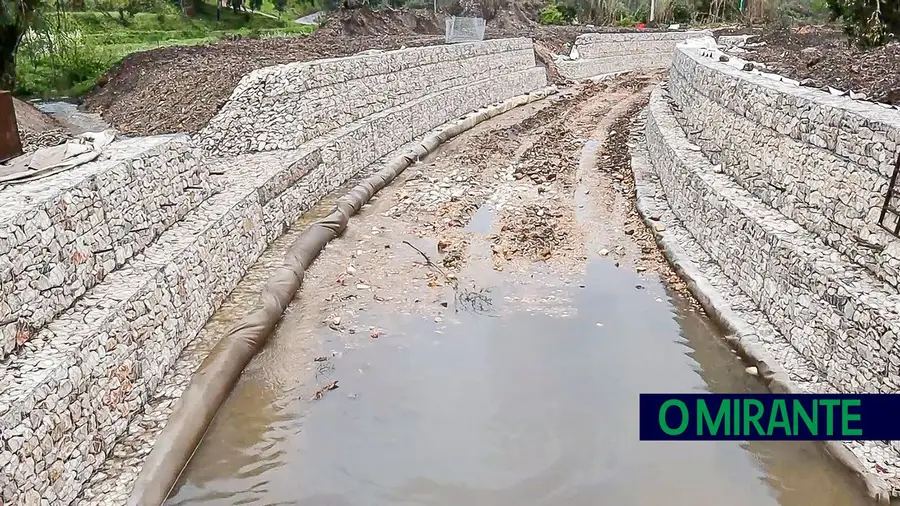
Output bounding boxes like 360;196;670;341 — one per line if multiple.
826;0;898;46
535;0;895;45
1;0;894;99
536;0;834;26
1;0;318;97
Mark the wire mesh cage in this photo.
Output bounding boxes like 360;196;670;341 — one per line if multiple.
444;16;486;43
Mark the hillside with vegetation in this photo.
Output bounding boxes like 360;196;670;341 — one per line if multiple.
2;0;318;97
2;0;896;150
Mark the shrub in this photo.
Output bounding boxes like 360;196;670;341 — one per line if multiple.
633;4;649;22
14;12;117;97
615;13;636;25
672;1;693;21
827;0;899;46
539;2;567;24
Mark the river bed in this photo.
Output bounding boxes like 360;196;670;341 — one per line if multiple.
161;77;876;506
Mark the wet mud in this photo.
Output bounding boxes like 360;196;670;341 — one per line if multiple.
163;74;878;506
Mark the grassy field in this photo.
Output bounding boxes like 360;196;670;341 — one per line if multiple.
14;3;319;98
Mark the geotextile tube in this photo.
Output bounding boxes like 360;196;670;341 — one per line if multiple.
126;85;558;506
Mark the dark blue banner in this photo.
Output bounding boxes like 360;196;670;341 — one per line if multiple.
639;393;900;441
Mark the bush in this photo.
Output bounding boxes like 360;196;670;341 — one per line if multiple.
558;2;578;20
16;25;115;97
539;2;567;24
827;0;899;46
633;5;649;22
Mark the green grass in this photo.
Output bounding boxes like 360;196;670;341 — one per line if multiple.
14;3;317;98
257;0;322;20
69;8;290;32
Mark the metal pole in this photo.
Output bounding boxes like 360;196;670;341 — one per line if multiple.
650;0;655;22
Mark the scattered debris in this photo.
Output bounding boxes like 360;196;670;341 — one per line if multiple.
492;203;571;265
716;25;900;106
312;380;339;400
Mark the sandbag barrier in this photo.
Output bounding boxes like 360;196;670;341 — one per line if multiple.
126;85;559;506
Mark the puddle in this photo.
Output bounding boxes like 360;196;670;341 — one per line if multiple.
31;100;110;134
464;202;498;234
165;259;875;506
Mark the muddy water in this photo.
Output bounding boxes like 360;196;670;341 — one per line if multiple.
165;258;872;506
163;84;874;506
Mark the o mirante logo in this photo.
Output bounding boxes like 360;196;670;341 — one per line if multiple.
639;394;890;441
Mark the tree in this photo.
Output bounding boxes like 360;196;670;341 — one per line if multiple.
0;0;41;90
827;0;899;46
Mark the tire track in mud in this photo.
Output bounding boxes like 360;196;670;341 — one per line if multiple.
208;70;694;407
270;71;683;334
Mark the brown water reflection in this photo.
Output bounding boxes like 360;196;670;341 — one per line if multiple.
166;259;875;506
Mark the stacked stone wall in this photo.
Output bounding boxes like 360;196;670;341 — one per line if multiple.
0;136;210;359
0;38;547;505
668;46;900;290
198;38;542;156
645;89;900;396
556;31;712;80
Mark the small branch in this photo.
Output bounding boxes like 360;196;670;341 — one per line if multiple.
402;240;455;286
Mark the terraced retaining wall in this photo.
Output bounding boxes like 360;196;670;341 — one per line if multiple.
198;37;544;155
0;136;209;359
642;43;900;495
0;38;546;506
659;43;900;394
669;46;900;290
556;30;713;80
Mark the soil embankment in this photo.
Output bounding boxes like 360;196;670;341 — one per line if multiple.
714;24;900;105
12;96;71;153
78;7;626;137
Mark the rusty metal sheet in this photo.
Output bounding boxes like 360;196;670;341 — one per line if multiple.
0;91;23;163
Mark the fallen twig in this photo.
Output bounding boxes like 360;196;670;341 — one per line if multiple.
402;240;457;288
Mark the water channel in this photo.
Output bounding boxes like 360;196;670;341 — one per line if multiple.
164;254;874;506
160;90;876;506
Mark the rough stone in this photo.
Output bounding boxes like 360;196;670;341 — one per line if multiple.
556;31;713;80
639;50;900;495
0;38;548;506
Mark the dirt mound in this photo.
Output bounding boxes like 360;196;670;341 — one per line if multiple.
720;25;900;105
81;20;444;135
319;8;443;36
11;97;71;153
78;6;590;137
13;97;61;133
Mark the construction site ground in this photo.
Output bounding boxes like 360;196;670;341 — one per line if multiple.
113;74;880;506
714;24;900;105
